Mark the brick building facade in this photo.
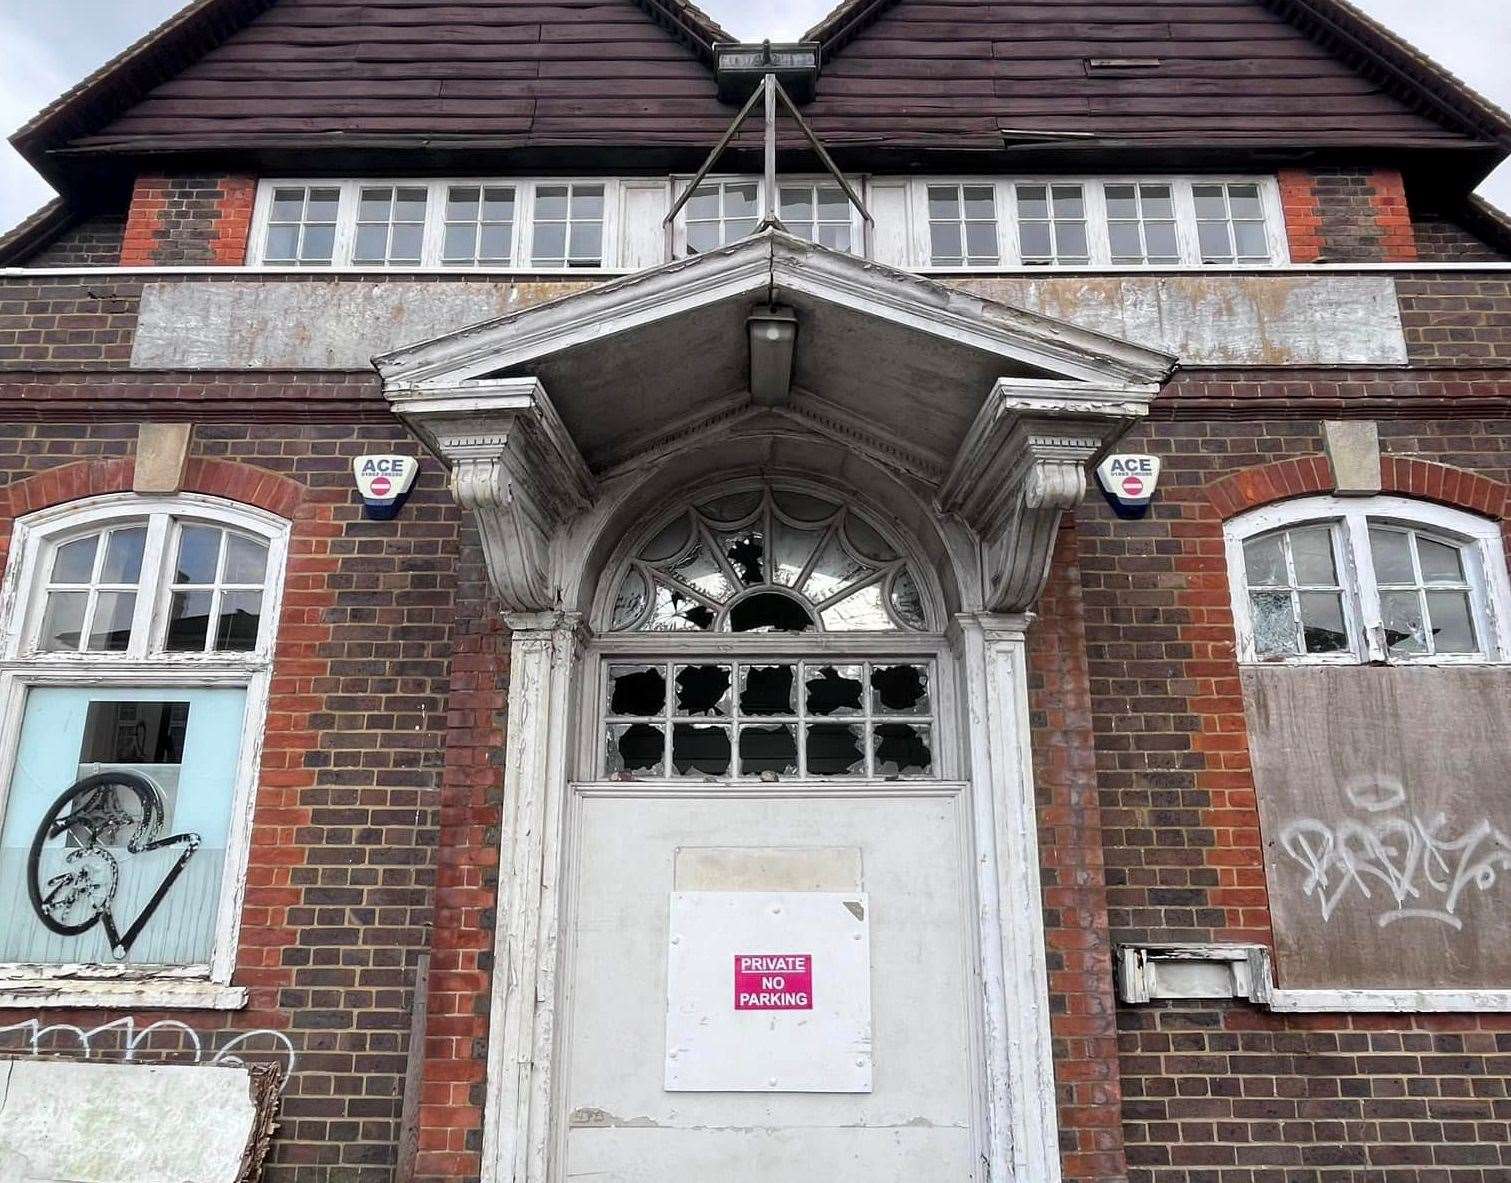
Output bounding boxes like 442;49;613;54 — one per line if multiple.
0;2;1508;1182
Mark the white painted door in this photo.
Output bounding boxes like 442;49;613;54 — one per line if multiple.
562;788;978;1181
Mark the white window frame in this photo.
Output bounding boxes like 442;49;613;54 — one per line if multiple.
1224;495;1511;666
905;174;1289;271
668;174;867;259
0;493;290;1008
249;178;624;272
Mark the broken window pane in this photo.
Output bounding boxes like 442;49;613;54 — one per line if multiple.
608;664;665;716
739;725;797;776
1298;591;1348;654
739;665;795;716
1369;527;1415;584
1380;591;1427;655
771;521;822;587
1243;534;1286;586
802;536;870;602
807;723;865;777
1425;590;1477;653
805;665;864;716
607;723;664;776
729;593;814;633
671;540;732;601
1250;591;1298;657
1289;526;1336;585
647;583;715;631
672;724;731;777
720;529;765;585
874;723;932;777
871;664;930;714
674;665;731;716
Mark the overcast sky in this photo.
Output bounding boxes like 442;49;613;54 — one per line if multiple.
2;0;1507;233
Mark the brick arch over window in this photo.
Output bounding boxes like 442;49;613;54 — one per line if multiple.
1206;454;1509;523
0;456;346;1033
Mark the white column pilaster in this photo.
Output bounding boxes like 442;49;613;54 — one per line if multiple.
954;612;1061;1183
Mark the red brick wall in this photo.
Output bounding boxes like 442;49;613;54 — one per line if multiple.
120;174;256;266
1031;527;1129;1183
0;423;476;1183
1278;167;1418;262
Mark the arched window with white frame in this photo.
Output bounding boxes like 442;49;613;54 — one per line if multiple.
1224;495;1511;665
591;482;949;782
0;493;288;1005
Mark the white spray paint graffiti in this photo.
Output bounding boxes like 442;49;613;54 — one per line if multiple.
1278;774;1511;930
0;1016;297;1090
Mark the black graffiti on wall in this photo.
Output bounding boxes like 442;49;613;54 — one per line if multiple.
27;771;201;959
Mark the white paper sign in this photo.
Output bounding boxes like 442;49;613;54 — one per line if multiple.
664;891;872;1093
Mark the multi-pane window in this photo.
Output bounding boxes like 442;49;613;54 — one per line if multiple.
1193;181;1272;263
164;523;270;653
0;498;285;983
1226;497;1509;665
1104;182;1180;264
927;184;999;266
353;185;428;265
261;185;340;265
531;183;606;268
442;185;516;266
1015;183;1090;265
603;659;936;779
779;183;853;251
684;180;760;253
1368;525;1479;658
1240;524;1352;659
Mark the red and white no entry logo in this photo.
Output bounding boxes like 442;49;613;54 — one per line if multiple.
734;953;813;1010
370;475;392;497
1121;475;1145;497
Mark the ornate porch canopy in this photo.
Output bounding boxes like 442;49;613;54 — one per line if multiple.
375;228;1176;618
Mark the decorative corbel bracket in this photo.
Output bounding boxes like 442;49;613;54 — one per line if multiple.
390;378;596;613
937;379;1157;613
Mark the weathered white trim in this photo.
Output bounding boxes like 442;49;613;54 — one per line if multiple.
0;978;247;1010
952;613;1061;1183
1117;943;1511;1013
481;612;584;1183
1224;494;1511;665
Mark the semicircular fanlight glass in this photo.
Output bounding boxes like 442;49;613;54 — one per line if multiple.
609;485;931;632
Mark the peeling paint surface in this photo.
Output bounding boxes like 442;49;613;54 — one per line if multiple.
129;272;1406;371
955;273;1407;365
0;1059;260;1182
131;279;597;370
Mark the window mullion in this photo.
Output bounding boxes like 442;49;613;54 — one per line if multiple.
1342;516;1383;663
130;513;171;660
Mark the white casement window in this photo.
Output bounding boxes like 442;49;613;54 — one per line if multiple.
1104;182;1181;265
911;175;1287;270
682;179;761;254
441;184;517;266
1015;182;1090;266
352;184;429;266
1224;496;1511;665
530;182;607;268
260;184;341;265
249;178;621;270
0;494;288;1007
925;183;1000;267
1191;181;1273;264
778;181;856;252
671;176;863;257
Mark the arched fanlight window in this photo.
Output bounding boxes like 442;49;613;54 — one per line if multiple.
608;485;931;633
